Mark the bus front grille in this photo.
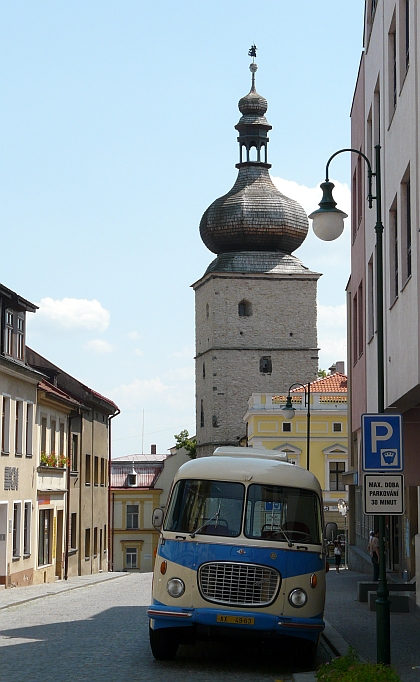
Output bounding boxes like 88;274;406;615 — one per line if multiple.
198;562;281;607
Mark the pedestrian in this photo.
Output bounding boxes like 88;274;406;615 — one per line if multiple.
333;539;342;574
371;529;380;581
367;530;374;556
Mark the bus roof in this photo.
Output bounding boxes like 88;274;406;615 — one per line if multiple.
174;453;322;494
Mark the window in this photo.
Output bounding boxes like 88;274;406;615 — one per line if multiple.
333;422;343;433
126;547;138;569
38;509;52;566
2;397;10;454
399;0;410;79
367;256;375;341
206;303;209;318
104;524;107;552
260;356;272;374
282;423;292;433
389;198;398;301
85;455;91;485
4;309;13;356
100;458;105;486
127;504;139;529
127;473;137;486
329;462;346;491
23;502;31;555
71;434;78;472
40;416;47;455
50;420;56;455
13;502;22;557
15;401;23;456
388;15;397;118
352;294;358;363
85;528;91;559
238;299;252;317
200;399;204;428
59;422;65;458
93;527;98;557
16;314;24;361
202;362;205;379
165;480;244;537
401;172;411;283
94;456;99;486
358;282;364;357
26;404;33;457
70;513;77;550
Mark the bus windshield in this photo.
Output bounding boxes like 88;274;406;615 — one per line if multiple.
164;479;244;537
245;484;322;544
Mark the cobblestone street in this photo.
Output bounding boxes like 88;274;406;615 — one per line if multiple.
0;573;331;682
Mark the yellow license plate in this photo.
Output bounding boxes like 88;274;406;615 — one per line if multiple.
216;615;254;625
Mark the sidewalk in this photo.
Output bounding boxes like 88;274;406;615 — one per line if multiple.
0;571;129;610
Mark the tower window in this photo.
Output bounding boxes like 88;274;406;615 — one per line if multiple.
206;304;209;318
200;400;204;428
203;363;205;379
238;300;252;317
260;357;272;374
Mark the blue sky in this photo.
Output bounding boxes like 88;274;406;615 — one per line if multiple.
0;1;365;456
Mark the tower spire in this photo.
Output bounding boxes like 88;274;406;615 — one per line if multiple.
248;44;258;91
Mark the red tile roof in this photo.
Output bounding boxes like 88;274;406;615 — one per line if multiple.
110;462;164;489
290;372;347;393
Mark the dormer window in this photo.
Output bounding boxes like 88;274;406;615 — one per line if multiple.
4;310;13;355
127;473;137;487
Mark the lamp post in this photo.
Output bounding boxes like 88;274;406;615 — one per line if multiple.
309;145;390;665
282;382;311;471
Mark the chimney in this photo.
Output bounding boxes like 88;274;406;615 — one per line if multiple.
335;361;345;375
151;444;157;455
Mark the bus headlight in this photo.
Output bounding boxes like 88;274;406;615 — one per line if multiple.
167;578;185;598
288;588;307;608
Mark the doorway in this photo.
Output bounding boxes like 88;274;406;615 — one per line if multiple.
55;510;63;578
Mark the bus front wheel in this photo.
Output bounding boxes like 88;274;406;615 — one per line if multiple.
149;625;179;660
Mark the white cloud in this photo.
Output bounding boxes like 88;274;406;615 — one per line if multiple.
134;348;144;356
168;345;194;359
35;297;110;332
84;339;113;353
128;331;140;340
272;176;351;222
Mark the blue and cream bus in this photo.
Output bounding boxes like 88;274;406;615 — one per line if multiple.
148;447;327;663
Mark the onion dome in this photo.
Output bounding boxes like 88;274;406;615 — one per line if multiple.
199;58;308;256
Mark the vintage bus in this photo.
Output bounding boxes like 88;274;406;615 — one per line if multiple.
148;447;327;663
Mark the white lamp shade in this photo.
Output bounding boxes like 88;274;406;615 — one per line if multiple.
309;209;347;241
281;407;295;420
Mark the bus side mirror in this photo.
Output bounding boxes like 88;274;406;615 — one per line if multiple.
323;521;338;543
152;508;164;529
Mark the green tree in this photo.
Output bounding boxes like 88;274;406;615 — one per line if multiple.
318;369;328;378
174;430;197;459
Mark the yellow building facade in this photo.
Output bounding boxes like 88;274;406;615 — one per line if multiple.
244;372;348;530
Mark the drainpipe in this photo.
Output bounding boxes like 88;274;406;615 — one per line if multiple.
64;409;80;581
108;408;120;572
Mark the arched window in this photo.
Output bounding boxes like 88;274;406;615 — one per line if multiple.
238;299;252;317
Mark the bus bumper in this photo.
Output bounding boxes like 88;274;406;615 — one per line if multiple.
147;604;325;643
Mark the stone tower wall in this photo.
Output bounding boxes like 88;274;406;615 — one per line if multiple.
194;271;319;458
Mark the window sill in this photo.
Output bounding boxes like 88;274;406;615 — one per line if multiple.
12;555;21;561
1;451;9;457
26;453;33;458
85;557;90;561
23;553;31;559
85;483;91;487
68;548;77;556
70;471;79;476
15;453;23;458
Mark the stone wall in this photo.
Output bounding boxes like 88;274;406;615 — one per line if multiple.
194;270;319;457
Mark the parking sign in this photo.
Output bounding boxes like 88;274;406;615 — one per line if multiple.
362;414;403;472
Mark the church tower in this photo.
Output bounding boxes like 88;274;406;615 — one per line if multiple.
193;53;320;458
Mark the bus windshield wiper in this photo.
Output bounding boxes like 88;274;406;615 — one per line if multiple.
190;504;221;538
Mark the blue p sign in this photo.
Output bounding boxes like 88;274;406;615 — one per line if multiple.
362;414;403;472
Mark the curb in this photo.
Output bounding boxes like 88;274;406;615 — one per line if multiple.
0;571;130;610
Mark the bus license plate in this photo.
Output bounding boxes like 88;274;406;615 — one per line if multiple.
216;615;254;625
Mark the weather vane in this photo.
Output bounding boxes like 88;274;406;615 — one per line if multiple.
248;44;257;61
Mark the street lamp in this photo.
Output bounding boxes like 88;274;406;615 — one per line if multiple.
282;382;311;471
309;145;390;666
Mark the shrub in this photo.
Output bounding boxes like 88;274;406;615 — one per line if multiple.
316;648;401;682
